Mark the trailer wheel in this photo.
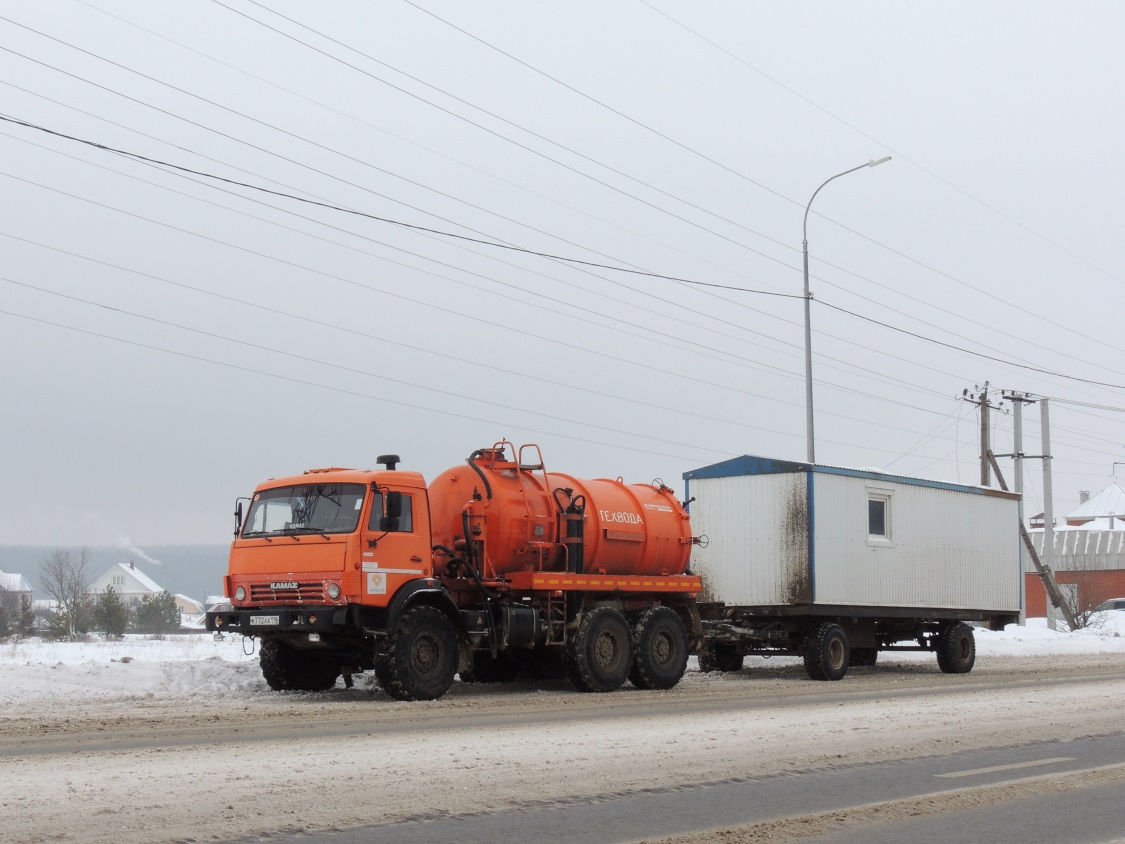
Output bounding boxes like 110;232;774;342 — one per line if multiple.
629;607;689;690
698;641;744;673
936;622;976;674
375;605;458;701
849;647;878;667
259;639;339;692
803;622;849;681
566;607;633;693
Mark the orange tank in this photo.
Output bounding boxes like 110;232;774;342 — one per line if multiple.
428;443;693;578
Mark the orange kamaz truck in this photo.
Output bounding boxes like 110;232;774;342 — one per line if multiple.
206;442;702;700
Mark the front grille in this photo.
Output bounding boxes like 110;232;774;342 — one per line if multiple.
249;581;323;605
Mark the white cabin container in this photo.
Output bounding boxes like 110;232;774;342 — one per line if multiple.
683;456;1022;614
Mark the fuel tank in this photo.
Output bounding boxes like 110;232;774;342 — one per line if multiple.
428;444;693;577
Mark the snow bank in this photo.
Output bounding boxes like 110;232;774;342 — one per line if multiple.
0;618;1121;707
0;633;261;706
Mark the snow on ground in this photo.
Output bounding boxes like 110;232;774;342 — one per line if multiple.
0;615;1121;707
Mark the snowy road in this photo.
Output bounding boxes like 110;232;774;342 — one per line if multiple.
1;633;1123;843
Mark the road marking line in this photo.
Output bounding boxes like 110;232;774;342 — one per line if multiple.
936;757;1075;778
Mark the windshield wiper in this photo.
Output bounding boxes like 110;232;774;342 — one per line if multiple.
282;526;332;540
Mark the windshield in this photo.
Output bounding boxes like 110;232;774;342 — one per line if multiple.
241;483;366;537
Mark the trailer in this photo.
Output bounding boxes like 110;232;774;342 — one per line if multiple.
683;456;1022;680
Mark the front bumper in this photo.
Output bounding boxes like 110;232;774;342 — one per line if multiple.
205;605;348;635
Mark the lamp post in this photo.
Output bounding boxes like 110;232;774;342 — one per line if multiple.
801;156;891;464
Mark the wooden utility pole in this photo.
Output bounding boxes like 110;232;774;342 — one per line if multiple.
960;383;1000;486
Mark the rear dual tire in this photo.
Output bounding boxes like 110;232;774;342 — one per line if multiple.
566;607;633;693
629;607;689;690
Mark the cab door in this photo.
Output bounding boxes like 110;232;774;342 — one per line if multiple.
360;487;432;607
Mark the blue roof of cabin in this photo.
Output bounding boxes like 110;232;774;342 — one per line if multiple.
683;455;1017;498
683;455;809;480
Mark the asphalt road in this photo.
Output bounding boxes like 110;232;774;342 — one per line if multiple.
235;733;1125;844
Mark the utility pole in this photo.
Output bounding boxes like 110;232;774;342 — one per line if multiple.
996;391;1076;630
960;383;1002;486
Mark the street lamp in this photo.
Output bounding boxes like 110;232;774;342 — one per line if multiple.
801;156;891;464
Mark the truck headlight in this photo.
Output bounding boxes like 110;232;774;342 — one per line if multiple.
327;583;341;599
234;586;246;601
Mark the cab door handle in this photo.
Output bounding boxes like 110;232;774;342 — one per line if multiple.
411;555;424;562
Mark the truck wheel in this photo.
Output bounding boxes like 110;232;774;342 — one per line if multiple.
849;647;878;667
375;605;458;701
803;622;849;681
565;607;633;693
259;639;339;692
460;651;520;684
698;641;743;673
629;607;689;690
936;622;976;674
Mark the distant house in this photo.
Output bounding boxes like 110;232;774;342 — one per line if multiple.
1026;482;1125;617
87;561;163;607
1029;483;1125;529
173;594;204;615
0;569;34;600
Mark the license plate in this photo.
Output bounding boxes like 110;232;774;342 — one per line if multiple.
250;615;280;626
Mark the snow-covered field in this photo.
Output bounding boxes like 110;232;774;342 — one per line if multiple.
1;616;1121;707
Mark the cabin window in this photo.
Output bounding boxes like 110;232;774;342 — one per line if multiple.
866;487;892;545
868;499;887;536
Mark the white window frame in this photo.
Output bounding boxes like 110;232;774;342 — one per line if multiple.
866;485;893;547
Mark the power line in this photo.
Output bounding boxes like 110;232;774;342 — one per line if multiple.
0;113;795;297
391;0;1125;367
0;123;994;416
4;112;1120;396
0;154;968;441
636;0;1125;289
10;8;1114;380
0;274;742;456
0;306;720;464
816;299;1125;391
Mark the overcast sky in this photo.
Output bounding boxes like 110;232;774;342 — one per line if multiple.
2;1;1124;548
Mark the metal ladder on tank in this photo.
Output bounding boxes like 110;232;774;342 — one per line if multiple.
515;443;559;571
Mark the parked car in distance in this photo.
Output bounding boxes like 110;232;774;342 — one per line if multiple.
1092;598;1125;612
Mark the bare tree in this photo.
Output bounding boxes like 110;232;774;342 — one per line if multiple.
1055;555;1117;630
39;546;94;639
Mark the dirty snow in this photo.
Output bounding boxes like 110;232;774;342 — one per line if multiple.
1;619;1123;844
0;616;1122;706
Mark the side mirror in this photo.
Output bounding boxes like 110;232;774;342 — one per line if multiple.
380;491;403;532
385;491;403;519
234;501;244;536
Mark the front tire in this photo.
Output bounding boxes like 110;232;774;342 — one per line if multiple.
566;607;633;693
376;605;458;701
259;638;339;692
936;622;976;674
803;622;849;681
629;607;689;690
